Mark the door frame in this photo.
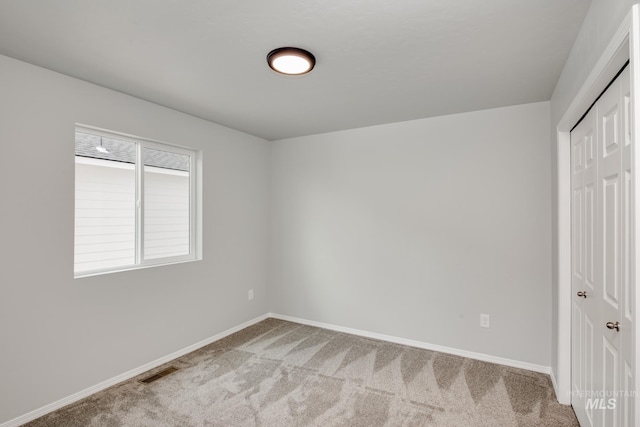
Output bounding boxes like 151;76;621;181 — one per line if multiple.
556;6;638;416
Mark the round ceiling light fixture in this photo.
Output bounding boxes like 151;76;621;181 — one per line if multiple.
267;47;315;75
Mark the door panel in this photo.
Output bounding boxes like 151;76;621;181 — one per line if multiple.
574;187;584;279
624;362;633;425
598;71;623;426
586;183;596;290
572;106;598;426
602;174;619;309
624;170;632;321
603;337;618;426
602;108;620;157
585;313;595;424
571;66;633;427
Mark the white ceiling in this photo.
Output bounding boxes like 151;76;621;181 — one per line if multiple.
0;0;591;141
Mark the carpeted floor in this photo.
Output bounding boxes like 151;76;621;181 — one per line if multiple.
25;318;578;426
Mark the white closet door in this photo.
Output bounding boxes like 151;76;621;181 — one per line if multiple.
571;66;633;427
572;105;599;427
598;69;623;427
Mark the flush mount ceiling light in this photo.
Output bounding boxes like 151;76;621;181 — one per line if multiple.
267;47;315;75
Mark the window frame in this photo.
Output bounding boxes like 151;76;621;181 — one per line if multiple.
74;125;200;278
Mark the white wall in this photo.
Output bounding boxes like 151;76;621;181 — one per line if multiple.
550;0;639;386
269;102;552;366
0;54;269;425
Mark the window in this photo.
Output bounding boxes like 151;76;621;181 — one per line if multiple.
74;126;199;276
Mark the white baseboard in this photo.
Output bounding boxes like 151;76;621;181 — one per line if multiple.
269;313;552;376
1;313;269;427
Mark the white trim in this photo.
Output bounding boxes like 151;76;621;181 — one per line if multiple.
0;314;269;427
630;6;640;422
269;313;551;375
74;124;201;279
550;368;560;399
136;140;144;263
74;257;202;279
555;132;571;405
555;8;633;407
556;131;572;405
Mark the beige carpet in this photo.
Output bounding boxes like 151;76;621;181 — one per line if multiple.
25;318;578;426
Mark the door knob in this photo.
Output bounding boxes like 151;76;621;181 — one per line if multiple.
606;321;620;331
577;291;587;298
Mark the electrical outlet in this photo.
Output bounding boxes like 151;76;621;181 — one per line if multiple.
480;314;490;328
248;289;254;301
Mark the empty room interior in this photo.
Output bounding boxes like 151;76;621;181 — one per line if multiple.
1;1;639;426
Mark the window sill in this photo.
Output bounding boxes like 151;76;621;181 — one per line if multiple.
74;257;202;279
